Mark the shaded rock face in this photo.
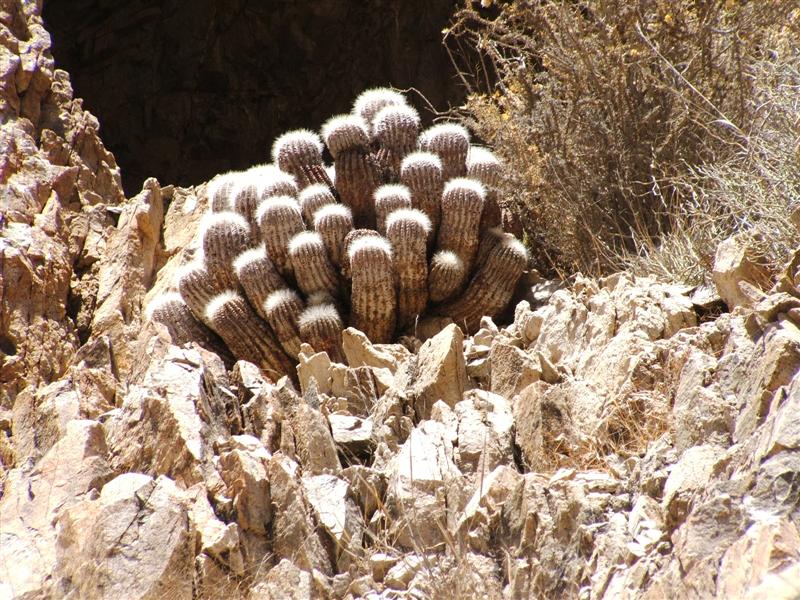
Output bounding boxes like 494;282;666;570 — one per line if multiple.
43;0;465;195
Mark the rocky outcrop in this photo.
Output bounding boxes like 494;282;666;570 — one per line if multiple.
1;1;124;408
3;3;800;598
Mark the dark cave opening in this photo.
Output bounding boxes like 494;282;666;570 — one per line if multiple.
43;0;467;197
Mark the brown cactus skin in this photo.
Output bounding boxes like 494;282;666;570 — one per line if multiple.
313;203;353;268
207;172;239;212
467;146;504;232
271;129;333;189
400;151;444;235
205;291;294;380
373;184;412;236
199;212;253;289
288;231;341;299
427;250;465;303
297;303;345;363
176;260;227;324
435;178;485;276
298;184;336;224
340;228;382;279
256;196;305;277
230;173;262;233
146;292;234;364
386;208;431;330
473;226;506;272
418;122;471;181
436;237;528;334
254;164;299;199
233;245;287;320
372;104;420;180
321;114;381;228
352;87;408;137
348;236;397;343
264;288;305;359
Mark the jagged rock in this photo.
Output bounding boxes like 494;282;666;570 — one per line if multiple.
302;473;365;570
217;435;272;536
456;465;523;551
0;420;111;599
716;518;800;598
384;554;424;590
713;234;770;309
55;473;195;600
386;420;461;550
409;323;466;419
452;389;514;476
250;559;314;600
489;341;541;398
298;345;334;395
103;338;229;490
329;413;374;455
190;485;245;576
341;465;388;519
342;327;411;373
91;178;164;379
267;453;333;575
662;444;727;530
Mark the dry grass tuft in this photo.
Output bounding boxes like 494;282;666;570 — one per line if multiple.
446;0;800;281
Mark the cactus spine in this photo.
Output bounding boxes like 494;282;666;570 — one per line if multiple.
386;209;431;330
313;203;353;268
176;260;225;324
271;129;332;189
199;212;252;289
233;246;287;320
437;237;528;333
427;250;465;303
298;184;337;224
400;152;444;234
341;229;383;280
418;122;470;181
372;104;421;180
374;184;412;236
256;196;305;276
353;87;408;136
436;178;485;276
322;114;380;228
467;146;503;231
348;236;397;343
264;288;305;359
288;231;341;299
297;303;346;363
207;172;238;212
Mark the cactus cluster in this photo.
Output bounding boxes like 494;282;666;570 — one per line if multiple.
149;88;528;379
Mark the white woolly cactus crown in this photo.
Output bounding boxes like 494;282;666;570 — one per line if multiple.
149;87;530;380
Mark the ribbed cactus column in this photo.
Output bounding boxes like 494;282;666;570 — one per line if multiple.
146;292;234;363
313;203;353;268
341;228;382;279
374;184;412;236
474;226;506;272
386;209;431;330
271;129;332;189
467;146;503;232
230;174;262;233
353;87;408;136
373;104;420;180
297;303;345;363
176;260;226;324
264;288;305;359
437;237;528;333
199;212;252;289
400;152;444;234
233;246;287;320
427;250;465;303
288;231;341;299
207;172;238;212
257;165;299;199
436;178;485;278
321;114;380;228
419;123;471;181
205;291;295;380
348;236;397;343
256;196;305;277
299;184;337;224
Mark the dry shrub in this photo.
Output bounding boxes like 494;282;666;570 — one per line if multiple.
446;0;800;279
